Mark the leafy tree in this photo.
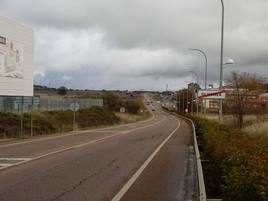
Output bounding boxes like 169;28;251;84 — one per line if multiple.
227;72;265;128
125;99;143;114
57;86;68;95
102;92;120;110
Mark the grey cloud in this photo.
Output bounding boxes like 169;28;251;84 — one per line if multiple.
2;0;268;90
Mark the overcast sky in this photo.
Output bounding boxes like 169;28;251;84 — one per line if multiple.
1;0;267;90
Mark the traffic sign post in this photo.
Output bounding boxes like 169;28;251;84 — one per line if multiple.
70;102;80;131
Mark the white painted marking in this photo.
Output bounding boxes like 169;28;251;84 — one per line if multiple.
0;158;31;161
0;163;12;167
0;158;32;170
111;117;181;201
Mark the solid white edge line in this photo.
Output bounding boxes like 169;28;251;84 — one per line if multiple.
111;117;181;201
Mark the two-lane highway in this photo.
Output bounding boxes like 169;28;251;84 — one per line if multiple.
0;108;197;201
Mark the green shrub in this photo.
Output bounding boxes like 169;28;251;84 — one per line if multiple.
192;116;268;201
124;98;144;114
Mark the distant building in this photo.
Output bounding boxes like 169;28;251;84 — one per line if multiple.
203;84;268;110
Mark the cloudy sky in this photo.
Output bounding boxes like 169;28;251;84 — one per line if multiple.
1;0;267;90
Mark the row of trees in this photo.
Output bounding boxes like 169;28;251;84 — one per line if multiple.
102;92;144;114
226;72;266;128
176;83;201;114
176;72;266;128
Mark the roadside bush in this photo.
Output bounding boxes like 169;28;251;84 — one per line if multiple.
192;116;268;201
0;112;20;138
124;98;144;114
77;106;119;127
0;106;119;138
102;92;120;110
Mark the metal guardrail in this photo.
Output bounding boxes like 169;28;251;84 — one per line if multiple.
172;113;207;201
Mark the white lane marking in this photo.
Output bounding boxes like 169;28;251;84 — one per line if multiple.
0;112;156;148
111;117;181;201
0;115;165;171
0;158;32;169
0;158;31;161
0;164;12;167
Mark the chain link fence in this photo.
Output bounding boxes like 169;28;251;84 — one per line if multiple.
0;96;103;113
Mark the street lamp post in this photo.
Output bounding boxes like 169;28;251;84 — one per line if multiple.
186;85;189;113
189;49;208;89
182;90;185;113
189;71;199;116
189;49;208;116
178;93;181;112
219;0;225;123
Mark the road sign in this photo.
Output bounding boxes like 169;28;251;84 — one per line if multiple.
197;89;226;99
70;102;80;111
120;107;126;113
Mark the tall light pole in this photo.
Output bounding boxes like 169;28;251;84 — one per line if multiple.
189;71;199;115
189;49;208;90
189;70;199;85
189;48;208;116
219;0;225;123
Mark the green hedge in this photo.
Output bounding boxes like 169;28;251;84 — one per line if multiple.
192;117;268;201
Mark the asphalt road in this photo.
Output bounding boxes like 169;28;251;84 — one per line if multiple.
0;108;197;201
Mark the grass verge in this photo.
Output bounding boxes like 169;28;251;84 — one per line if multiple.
192;116;268;201
0;105;151;139
0;106;120;138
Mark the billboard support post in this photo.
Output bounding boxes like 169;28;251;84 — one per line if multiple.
20;96;24;138
30;96;33;137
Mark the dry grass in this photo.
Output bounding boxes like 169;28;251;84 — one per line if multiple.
204;113;268;137
243;116;268;137
115;112;150;124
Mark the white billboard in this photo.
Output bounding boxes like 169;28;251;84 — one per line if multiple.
0;16;34;96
